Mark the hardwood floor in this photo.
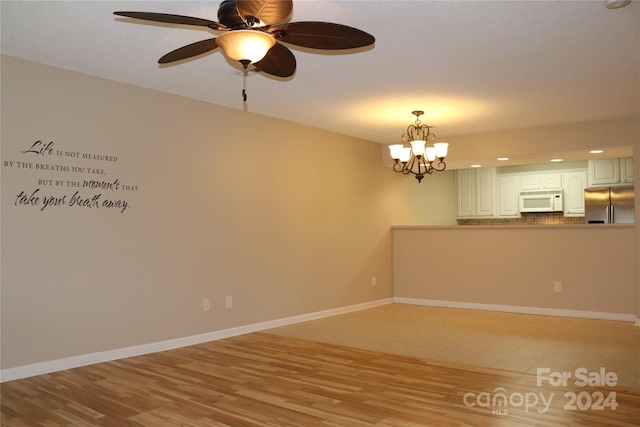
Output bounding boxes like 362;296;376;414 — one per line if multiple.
2;332;639;426
268;304;640;389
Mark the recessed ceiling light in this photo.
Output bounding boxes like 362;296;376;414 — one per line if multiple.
550;159;563;162
590;149;604;154
470;164;482;168
497;157;509;161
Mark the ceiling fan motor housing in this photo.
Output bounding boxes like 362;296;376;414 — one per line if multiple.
219;0;255;29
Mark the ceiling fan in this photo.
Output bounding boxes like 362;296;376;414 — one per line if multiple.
114;0;375;78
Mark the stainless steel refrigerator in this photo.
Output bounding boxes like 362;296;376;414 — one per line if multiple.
585;186;635;224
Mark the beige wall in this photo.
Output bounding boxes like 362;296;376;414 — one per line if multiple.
2;56;638;375
0;56;457;370
393;226;636;316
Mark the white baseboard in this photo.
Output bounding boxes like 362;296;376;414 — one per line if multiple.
393;297;638;323
0;298;392;383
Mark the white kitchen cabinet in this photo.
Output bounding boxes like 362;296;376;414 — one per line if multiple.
476;168;497;216
521;175;540;191
621;157;634;183
563;171;588;216
541;173;563;189
456;169;476;218
521;173;562;190
589;158;619;186
497;175;521;217
588;158;633;186
456;168;496;218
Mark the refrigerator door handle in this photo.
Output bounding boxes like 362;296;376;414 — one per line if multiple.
609;206;614;223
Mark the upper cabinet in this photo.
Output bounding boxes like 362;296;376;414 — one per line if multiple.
563;171;588;216
521;173;563;191
621;157;634;183
588;158;634;187
456;168;497;218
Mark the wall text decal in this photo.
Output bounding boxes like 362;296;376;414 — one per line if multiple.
4;140;138;213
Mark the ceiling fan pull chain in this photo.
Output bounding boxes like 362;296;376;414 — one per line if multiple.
242;73;247;102
242;62;248;108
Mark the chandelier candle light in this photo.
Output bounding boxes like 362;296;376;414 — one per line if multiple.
388;111;449;183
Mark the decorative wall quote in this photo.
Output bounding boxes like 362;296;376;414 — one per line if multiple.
4;140;138;213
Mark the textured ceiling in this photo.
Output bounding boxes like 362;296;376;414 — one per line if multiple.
2;0;639;166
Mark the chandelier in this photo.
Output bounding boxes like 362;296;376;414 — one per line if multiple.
388;111;449;183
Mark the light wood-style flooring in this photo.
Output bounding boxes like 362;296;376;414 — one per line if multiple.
2;304;640;426
269;304;640;389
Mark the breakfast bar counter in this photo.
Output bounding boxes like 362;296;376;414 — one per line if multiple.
391;224;636;321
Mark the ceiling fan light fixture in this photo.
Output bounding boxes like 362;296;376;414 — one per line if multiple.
216;30;276;64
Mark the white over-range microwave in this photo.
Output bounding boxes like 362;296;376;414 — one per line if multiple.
519;190;563;213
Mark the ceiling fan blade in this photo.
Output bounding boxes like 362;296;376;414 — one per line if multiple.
114;11;224;30
253;43;296;78
236;0;293;26
158;38;219;64
270;22;375;50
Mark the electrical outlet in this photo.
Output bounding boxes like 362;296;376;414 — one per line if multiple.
371;276;377;287
554;282;562;292
202;298;210;312
225;296;233;309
